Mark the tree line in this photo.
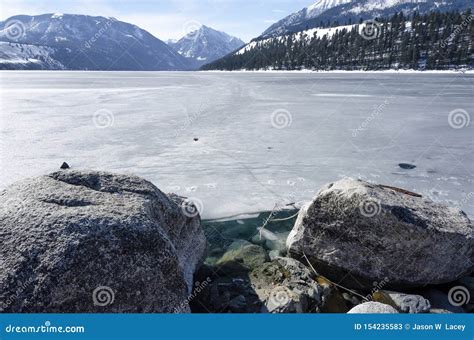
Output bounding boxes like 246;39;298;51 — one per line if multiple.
202;9;473;71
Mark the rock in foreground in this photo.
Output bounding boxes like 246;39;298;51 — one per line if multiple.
250;257;324;313
348;302;398;314
192;257;324;313
0;170;206;313
381;291;431;313
287;179;473;290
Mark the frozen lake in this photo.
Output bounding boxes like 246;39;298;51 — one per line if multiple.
1;71;473;219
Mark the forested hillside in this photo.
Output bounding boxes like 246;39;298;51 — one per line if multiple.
202;10;473;71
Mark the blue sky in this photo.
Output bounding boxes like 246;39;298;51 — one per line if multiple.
1;0;314;42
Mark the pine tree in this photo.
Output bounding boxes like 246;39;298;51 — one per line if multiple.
201;10;473;71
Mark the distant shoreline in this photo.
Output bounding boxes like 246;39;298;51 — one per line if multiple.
0;69;472;74
201;69;474;74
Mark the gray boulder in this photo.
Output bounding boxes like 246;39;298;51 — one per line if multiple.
0;170;207;313
348;302;398;314
287;179;473;290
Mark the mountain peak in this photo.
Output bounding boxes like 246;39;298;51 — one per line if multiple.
169;25;244;67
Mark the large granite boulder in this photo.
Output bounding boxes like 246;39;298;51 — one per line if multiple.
0;170;207;313
287;179;473;290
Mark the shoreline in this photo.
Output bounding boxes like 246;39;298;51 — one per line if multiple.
201;69;474;74
0;69;473;74
2;170;472;314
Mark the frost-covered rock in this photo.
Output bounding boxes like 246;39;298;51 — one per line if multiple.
382;291;431;313
287;179;473;289
348;302;398;314
250;257;324;313
193;257;324;313
0;170;206;312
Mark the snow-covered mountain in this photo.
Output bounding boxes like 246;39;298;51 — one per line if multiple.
262;0;351;37
205;0;472;71
168;25;244;67
0;41;65;70
0;13;192;70
260;0;472;38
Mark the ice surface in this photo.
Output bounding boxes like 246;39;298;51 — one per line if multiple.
0;71;472;219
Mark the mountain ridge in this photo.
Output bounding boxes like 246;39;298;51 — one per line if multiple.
259;0;472;38
202;8;473;71
0;13;192;70
261;0;351;38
